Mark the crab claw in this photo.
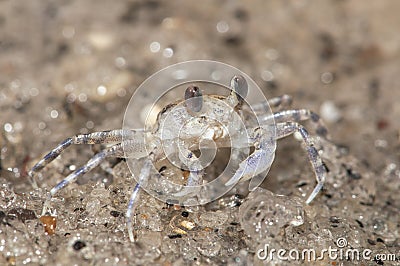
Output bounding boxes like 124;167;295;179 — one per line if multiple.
225;149;275;187
225;126;276;187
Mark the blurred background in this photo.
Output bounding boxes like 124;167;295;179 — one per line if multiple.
1;0;399;170
0;1;399;265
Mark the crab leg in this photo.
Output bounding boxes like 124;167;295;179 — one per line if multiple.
41;139;143;214
225;120;326;204
267;94;293;109
126;157;154;242
225;126;276;187
29;129;141;178
173;145;205;198
252;94;293;114
261;109;330;139
275;122;325;203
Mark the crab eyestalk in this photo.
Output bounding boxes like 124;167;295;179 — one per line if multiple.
231;75;248;103
184;85;203;113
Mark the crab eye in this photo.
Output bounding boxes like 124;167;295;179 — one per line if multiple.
231;75;248;100
184;85;203;112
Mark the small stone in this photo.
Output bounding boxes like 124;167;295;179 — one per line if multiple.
6;256;16;266
168;234;182;239
39;216;57;235
110;210;122;217
73;240;86;251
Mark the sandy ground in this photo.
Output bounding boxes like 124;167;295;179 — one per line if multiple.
0;0;399;265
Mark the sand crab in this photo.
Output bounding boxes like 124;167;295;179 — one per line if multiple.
29;75;328;242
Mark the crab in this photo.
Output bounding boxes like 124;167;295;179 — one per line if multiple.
29;74;329;242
